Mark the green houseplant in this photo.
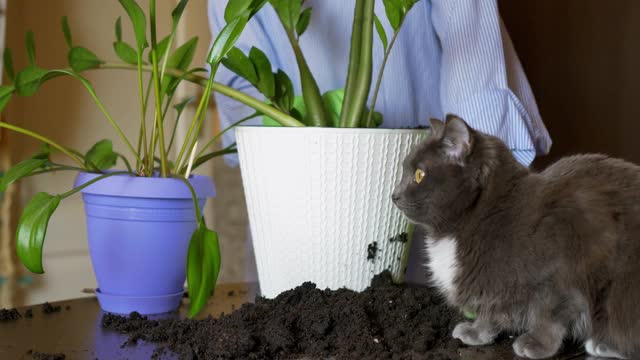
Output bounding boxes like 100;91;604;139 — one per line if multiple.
0;0;421;310
0;0;269;317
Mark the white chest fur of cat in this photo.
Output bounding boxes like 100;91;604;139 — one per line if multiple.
425;236;459;302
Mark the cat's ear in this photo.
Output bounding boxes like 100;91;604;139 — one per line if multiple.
441;114;472;164
428;118;445;138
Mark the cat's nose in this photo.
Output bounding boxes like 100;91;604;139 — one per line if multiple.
391;193;400;203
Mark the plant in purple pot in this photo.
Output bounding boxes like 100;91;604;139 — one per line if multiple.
0;0;267;316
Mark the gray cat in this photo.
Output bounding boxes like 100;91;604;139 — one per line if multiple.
392;115;640;359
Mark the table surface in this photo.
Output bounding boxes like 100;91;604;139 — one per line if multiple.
0;283;258;360
0;283;587;360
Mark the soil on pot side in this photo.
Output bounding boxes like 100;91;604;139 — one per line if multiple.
366;241;379;261
389;232;409;243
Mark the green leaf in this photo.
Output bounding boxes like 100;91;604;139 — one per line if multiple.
274;69;293;111
187;224;221;318
362;108;383;127
114;41;138;65
165;67;208;95
249;47;275;98
374;14;388;51
162;37;198;93
296;7;312;37
0;158;47;192
15;66;48;96
221;47;258;85
262;95;305;126
16;192;62;274
224;0;267;23
26;31;36;65
175;96;195;114
322;88;344;127
118;0;148;51
68;46;103;72
224;0;252;22
115;17;123;42
32;143;53;160
171;0;189;27
84;139;117;171
269;0;301;31
61;16;73;48
0;85;14;113
207;12;251;66
169;37;198;70
382;0;401;30
150;35;170;64
3;48;15;82
400;0;419;16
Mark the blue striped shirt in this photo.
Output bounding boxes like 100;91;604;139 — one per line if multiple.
208;0;552;167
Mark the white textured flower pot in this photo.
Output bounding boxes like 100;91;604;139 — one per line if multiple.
236;126;426;298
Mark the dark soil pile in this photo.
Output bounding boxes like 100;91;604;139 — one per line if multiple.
0;308;21;321
102;272;469;359
42;302;61;314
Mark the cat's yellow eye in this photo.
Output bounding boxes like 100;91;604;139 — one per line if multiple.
414;169;425;184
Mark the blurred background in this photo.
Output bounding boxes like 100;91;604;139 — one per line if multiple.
1;0;640;308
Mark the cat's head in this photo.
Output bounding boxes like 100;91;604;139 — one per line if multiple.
392;115;518;231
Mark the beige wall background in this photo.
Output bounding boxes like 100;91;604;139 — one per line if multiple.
2;0;249;306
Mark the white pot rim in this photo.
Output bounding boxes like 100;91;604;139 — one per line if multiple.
235;125;428;135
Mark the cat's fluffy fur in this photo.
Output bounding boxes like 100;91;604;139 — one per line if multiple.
392;115;640;359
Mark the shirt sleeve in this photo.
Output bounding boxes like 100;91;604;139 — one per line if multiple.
208;1;272;167
430;0;551;166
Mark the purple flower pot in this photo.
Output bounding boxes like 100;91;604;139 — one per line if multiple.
74;172;215;315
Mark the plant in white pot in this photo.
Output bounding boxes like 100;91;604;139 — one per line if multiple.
214;0;425;297
0;0;267;316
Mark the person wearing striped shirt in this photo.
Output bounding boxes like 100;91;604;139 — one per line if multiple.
208;0;552;284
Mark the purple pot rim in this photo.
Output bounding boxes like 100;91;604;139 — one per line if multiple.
74;171;216;199
95;288;184;299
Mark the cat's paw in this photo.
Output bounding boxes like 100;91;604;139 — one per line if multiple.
513;333;561;359
585;339;628;359
452;321;496;346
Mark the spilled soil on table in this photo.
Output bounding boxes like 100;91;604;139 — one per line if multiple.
26;349;66;360
102;271;503;359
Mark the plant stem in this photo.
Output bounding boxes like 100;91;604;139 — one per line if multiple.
187;146;237;173
96;63;305;127
0;122;85;167
285;31;327;127
27;164;87;177
49;70;143;165
149;0;169;177
339;0;365;127
365;28;400;128
174;65;216;173
181;72;217;173
167;107;183;155
398;223;415;283
136;55;149;174
343;0;374;128
61;171;132;198
194;112;257;161
115;152;133;172
176;176;202;225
